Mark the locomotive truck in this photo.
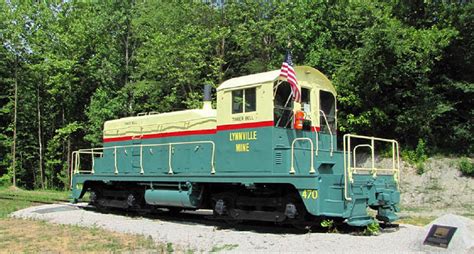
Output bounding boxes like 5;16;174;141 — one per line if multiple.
71;66;401;227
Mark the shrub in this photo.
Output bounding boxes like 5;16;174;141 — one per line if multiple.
0;174;11;187
459;157;474;177
402;139;428;175
364;221;380;236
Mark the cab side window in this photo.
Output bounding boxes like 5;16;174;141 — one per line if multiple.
320;90;336;133
232;88;256;114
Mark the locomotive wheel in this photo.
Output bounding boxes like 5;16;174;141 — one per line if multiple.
89;190;107;212
284;194;310;229
212;193;242;225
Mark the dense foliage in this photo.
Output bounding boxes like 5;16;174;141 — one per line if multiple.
0;1;472;189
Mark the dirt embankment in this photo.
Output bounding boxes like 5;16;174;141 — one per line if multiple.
399;157;474;217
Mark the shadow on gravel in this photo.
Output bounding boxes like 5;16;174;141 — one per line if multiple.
79;204;398;236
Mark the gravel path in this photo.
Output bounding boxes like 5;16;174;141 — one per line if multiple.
10;203;441;253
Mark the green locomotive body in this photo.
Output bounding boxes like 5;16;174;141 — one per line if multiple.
71;66;400;226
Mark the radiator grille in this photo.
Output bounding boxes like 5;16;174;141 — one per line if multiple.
275;152;283;164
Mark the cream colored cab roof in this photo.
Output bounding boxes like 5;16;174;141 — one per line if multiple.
217;66;336;95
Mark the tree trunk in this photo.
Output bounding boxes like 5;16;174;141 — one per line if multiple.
11;56;18;187
124;28;129;86
66;137;71;190
37;84;44;189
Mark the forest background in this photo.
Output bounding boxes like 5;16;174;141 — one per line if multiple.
0;1;472;190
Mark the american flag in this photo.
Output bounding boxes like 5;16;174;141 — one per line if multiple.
279;50;301;102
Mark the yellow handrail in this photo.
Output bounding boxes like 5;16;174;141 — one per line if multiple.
290;138;315;175
343;134;400;202
72;140;216;177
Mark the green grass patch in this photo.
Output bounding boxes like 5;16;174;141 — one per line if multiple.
210;244;239;252
400;206;425;213
0;187;187;253
459;157;474;176
398;216;436;226
0;186;69;218
0;218;165;253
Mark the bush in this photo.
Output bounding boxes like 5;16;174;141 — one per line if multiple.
402;139;428;175
0;174;11;187
364;221;380;236
459;157;474;177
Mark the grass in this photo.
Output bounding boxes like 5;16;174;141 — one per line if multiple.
210;244;239;252
0;185;178;253
0;186;70;219
397;216;437;226
0;219;166;253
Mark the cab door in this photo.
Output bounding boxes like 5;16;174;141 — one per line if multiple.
215;84;274;173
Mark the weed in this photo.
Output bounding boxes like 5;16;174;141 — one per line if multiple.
458;157;474;176
210;244;239;252
320;219;338;233
167;242;174;253
363;221;380;236
320;219;333;228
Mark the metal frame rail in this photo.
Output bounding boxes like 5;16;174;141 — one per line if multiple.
342;134;400;201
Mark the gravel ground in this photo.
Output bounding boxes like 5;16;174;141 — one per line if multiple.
9;203;437;253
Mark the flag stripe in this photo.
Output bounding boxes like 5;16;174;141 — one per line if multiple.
279;50;301;102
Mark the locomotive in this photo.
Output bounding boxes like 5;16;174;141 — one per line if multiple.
71;66;401;227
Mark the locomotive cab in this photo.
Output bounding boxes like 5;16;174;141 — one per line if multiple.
273;66;337;135
215;66;339;173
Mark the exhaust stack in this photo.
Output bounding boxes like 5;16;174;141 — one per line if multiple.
203;84;212;110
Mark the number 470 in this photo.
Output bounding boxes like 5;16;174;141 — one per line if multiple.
301;189;318;199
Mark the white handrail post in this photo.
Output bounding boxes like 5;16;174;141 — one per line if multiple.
392;141;396;178
348;136;352;183
319;110;334;156
140;145;144;174
343;134;352;201
309;139;315;174
114;147;118;174
168;144;173;174
210;142;216;174
290;139;296;174
371;137;376;178
396;141;400;184
91;150;95;174
70;151;75;189
315;130;319;156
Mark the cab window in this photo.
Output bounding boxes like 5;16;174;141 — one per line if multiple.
232;88;256;114
320;90;336;133
273;81;293;128
301;88;312;130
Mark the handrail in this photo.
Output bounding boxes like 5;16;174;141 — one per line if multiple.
343;134;400;202
103;117;216;136
290;138;315;175
352;144;373;174
319;110;334;156
72;140;216;177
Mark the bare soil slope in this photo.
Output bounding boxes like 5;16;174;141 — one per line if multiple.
399;157;474;218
